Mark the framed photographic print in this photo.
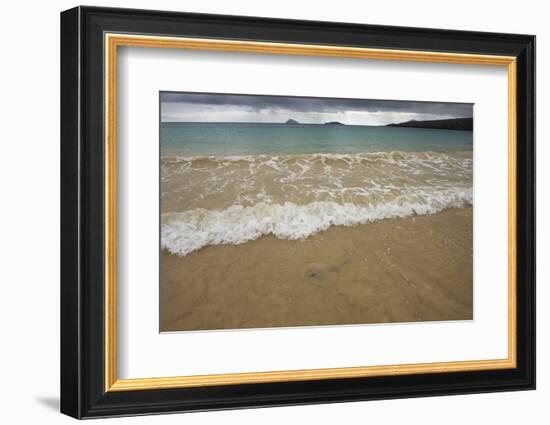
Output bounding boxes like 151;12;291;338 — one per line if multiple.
60;6;536;419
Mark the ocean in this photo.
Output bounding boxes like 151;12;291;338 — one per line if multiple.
160;122;472;157
160;122;473;257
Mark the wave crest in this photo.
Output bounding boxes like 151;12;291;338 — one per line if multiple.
161;187;472;257
163;150;472;166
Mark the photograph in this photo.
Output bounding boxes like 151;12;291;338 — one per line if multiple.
159;92;474;332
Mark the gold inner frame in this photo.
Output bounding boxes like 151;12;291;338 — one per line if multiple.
104;33;517;392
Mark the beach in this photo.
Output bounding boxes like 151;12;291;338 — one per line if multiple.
159;121;473;331
160;206;472;332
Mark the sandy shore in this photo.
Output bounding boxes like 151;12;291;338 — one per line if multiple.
160;207;473;332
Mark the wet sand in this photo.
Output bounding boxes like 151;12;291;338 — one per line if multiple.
160;207;473;332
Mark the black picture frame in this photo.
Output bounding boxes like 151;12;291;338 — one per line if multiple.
61;5;535;419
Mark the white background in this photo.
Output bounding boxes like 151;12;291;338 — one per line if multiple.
118;47;508;378
0;0;546;424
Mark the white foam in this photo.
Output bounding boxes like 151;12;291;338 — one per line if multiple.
161;151;473;210
163;150;472;165
161;187;472;257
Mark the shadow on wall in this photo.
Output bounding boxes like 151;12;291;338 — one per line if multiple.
35;397;59;412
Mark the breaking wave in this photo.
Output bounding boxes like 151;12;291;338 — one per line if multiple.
161;187;472;256
161;151;473;256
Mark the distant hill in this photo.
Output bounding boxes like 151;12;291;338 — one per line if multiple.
285;118;299;124
387;117;473;131
324;121;345;125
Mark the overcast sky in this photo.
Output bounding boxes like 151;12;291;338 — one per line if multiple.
160;92;473;126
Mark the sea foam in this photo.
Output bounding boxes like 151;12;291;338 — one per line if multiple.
161;187;472;257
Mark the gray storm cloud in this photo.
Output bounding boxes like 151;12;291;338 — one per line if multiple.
160;91;473;124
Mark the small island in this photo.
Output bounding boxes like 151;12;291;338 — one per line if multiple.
386;117;473;131
324;121;345;126
285;118;299;125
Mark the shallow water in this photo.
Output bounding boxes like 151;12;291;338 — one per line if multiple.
160;123;473;257
160;208;473;331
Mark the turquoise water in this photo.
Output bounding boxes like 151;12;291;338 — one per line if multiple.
160;123;473;157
